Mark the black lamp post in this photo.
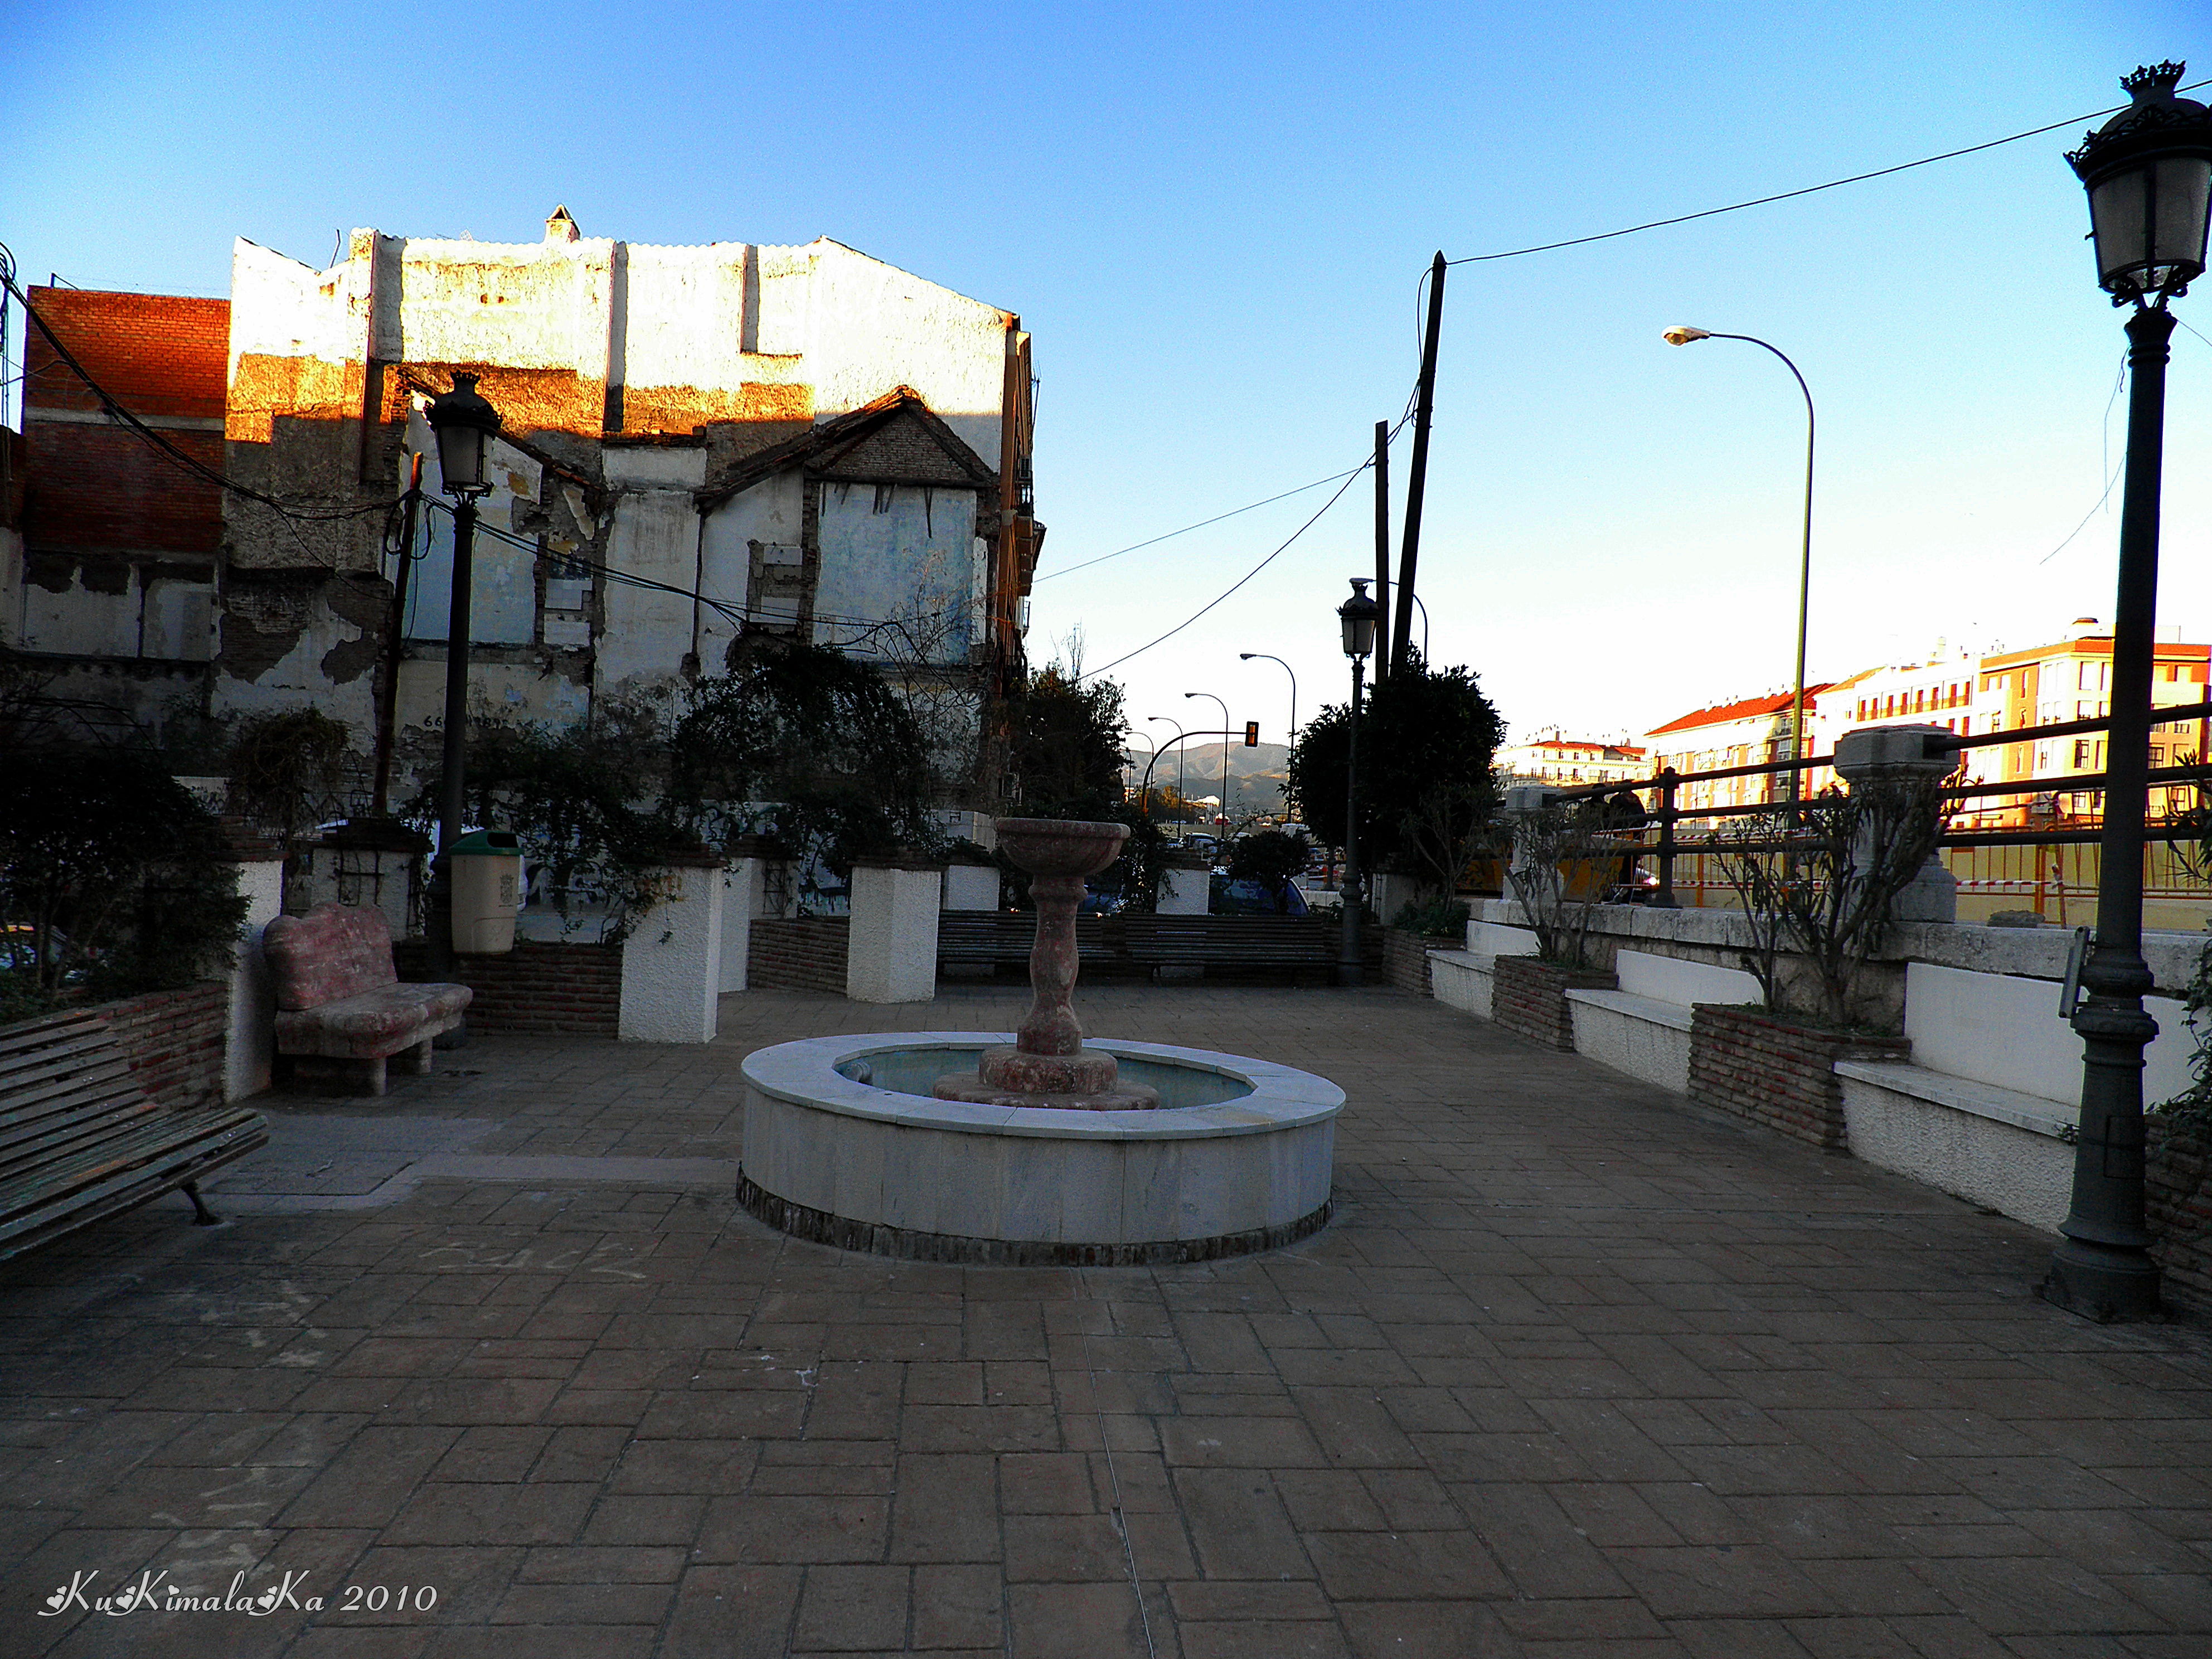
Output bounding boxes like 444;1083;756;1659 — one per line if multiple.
1337;578;1381;987
2044;63;2212;1322
424;372;501;978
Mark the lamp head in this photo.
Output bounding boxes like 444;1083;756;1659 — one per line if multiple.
1338;578;1380;661
1239;652;1255;660
2068;62;2212;305
1661;326;1712;346
426;372;502;498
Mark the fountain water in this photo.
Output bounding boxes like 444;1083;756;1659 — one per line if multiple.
736;817;1342;1264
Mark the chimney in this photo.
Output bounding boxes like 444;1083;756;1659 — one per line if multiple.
546;205;580;244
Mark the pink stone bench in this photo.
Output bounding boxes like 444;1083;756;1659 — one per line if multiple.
263;904;472;1095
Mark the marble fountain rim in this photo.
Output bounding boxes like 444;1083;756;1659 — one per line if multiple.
739;1032;1345;1141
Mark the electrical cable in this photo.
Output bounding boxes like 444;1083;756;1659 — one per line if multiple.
1440;80;2211;269
1032;465;1367;584
0;250;402;526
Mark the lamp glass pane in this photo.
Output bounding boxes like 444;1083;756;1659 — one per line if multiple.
435;420;486;492
2089;167;2151;292
1341;615;1374;658
2152;155;2212;274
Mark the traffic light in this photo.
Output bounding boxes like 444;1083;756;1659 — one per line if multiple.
1244;721;1259;747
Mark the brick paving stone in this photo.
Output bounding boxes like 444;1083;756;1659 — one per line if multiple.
2;986;2210;1653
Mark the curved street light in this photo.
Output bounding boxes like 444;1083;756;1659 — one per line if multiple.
1663;324;1816;808
1239;653;1298;745
1146;715;1187;812
1185;691;1230;828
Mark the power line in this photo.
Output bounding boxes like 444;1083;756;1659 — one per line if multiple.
1033;466;1367;584
1442;80;2210;269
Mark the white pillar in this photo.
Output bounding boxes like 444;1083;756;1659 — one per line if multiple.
1157;860;1210;915
224;851;287;1101
942;862;1001;911
847;860;943;1003
619;854;726;1042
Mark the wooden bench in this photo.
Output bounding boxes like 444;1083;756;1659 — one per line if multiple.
263;904;472;1096
937;913;1125;972
0;1010;269;1260
1120;916;1341;984
937;911;1344;984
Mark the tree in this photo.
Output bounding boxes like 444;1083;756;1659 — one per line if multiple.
1;749;246;1011
1286;653;1503;886
1227;828;1311;913
669;641;939;894
1010;663;1128;819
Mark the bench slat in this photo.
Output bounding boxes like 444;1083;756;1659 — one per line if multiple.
0;1112;270;1261
0;1055;140;1119
0;1029;128;1090
0;1097;165;1178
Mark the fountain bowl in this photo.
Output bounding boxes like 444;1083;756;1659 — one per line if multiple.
738;1033;1342;1265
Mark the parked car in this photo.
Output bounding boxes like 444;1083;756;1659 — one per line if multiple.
1209;875;1309;916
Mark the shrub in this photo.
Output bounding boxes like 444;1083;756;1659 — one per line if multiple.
0;749;246;1016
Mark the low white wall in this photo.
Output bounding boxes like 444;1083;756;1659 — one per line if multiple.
1158;866;1209;915
1904;961;2193;1107
847;864;942;1004
943;864;1000;911
225;857;286;1101
619;861;725;1042
1615;949;1760;1008
1566;989;1693;1095
1839;1061;2075;1232
1428;950;1493;1020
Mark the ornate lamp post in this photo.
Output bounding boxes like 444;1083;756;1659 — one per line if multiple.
1336;579;1381;987
1662;325;1817;807
424;372;501;977
2044;62;2212;1322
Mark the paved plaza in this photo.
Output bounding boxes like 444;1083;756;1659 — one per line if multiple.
3;984;2211;1656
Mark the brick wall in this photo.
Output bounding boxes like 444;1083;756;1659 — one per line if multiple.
2148;1119;2212;1311
22;288;229;559
396;940;622;1037
1688;1005;1909;1151
1382;927;1443;997
1493;956;1616;1051
101;981;230;1112
750;918;851;993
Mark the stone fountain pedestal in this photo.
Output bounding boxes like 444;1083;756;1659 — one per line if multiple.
933;817;1161;1112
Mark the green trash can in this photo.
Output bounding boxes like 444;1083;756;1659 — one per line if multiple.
449;829;523;955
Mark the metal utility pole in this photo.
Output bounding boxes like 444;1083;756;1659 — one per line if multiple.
370;452;424;820
1393;252;1446;677
1372;419;1392;677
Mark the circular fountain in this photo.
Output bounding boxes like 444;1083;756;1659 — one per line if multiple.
737;817;1343;1265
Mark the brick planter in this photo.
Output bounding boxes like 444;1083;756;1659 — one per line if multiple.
1493;957;1617;1051
748;917;851;994
2148;1118;2212;1312
1689;1003;1909;1151
1382;927;1451;997
103;982;230;1110
396;940;622;1037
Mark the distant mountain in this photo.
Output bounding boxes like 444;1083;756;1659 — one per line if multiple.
1123;741;1292;815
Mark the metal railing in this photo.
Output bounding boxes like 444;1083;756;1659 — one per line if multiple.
1541;699;2212;920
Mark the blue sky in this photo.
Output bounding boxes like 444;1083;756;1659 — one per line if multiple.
6;1;2210;751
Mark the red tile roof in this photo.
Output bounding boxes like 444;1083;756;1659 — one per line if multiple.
1646;685;1835;739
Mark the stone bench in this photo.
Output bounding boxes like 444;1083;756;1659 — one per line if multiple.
263;904;471;1095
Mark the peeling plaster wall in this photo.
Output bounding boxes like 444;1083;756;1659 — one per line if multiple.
595;445;707;690
699;474;806;668
802;241;1010;470
813;484;977;663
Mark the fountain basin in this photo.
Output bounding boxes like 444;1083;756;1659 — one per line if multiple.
738;1033;1342;1265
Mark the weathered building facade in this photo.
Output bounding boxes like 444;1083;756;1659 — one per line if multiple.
5;209;1040;804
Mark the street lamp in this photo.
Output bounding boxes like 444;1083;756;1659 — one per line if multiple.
1123;731;1156;803
1663;325;1816;808
1239;653;1298;745
1147;715;1187;817
1185;691;1230;828
424;372;501;977
1408;593;1430;664
1337;578;1381;987
2044;62;2212;1323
